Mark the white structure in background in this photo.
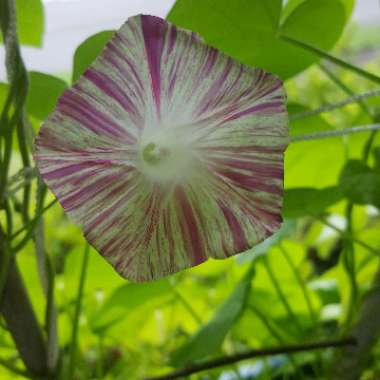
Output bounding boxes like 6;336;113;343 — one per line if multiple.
0;0;379;81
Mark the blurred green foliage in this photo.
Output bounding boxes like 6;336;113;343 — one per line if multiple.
1;0;380;379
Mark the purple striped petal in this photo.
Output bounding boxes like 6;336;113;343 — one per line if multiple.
34;15;289;282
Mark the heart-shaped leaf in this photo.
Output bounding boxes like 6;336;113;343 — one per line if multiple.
167;0;349;79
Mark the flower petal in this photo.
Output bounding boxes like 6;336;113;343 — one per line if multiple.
34;15;289;282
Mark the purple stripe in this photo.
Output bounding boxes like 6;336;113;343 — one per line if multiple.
108;38;145;93
168;25;177;54
217;169;282;195
196;58;234;117
101;48;145;105
175;186;206;265
225;101;283;121
219;202;249;252
141;15;167;116
43;159;112;179
84;69;138;116
43;162;107;180
61;172;121;210
214;158;283;178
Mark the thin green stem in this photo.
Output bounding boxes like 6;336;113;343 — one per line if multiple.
279;244;318;327
11;199;57;247
289;88;379;121
16;116;31;223
30;183;58;373
318;217;379;256
342;203;358;329
263;257;303;334
44;254;59;373
281;35;380;85
249;304;286;343
172;287;202;325
68;244;90;380
0;224;12;303
5;167;38;198
0;0;29;205
3;198;13;235
318;61;379;331
264;249;322;375
318;64;373;117
291;124;380;142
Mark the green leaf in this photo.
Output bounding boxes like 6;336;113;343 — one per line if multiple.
27;72;67;120
167;0;348;79
339;160;380;208
72;31;114;83
91;279;172;333
282;0;354;23
340;0;355;19
283;186;344;218
0;0;44;46
171;264;255;366
285;104;345;188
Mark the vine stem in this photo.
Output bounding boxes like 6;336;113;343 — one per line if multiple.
67;244;90;380
289;88;380;121
280;35;380;85
291;124;380;142
318;217;379;257
318;64;373;117
144;338;356;380
279;244;317;327
0;262;47;375
263;257;303;333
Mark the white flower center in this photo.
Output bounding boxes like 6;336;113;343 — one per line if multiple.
138;127;197;184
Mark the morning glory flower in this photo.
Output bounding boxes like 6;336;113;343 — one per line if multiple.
34;15;289;282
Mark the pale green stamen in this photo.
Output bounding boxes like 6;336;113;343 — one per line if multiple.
142;143;170;165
